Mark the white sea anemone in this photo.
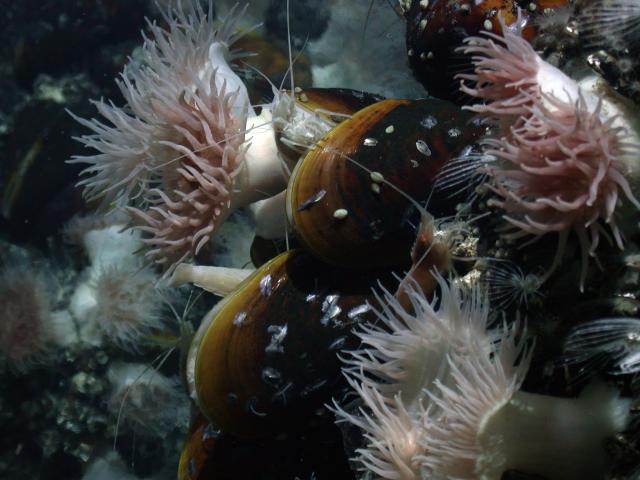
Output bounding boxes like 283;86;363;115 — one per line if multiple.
334;272;631;480
422;331;629;480
332;273;493;479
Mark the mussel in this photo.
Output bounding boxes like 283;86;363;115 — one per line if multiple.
284;97;486;268
186;250;388;438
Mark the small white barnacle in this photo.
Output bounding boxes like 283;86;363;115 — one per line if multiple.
333;208;349;220
370;171;385;183
416;139;432;156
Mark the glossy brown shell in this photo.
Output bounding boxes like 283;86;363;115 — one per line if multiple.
192;250;383;438
405;0;571;101
286;97;486;268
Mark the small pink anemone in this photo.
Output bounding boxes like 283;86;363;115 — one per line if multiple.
457;21;640;290
485;92;640;288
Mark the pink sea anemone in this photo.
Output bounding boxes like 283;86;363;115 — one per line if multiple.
457;20;640;290
69;1;283;273
0;265;53;371
485;92;640;287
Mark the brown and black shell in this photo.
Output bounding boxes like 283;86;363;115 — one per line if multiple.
190;250;387;438
285;97;486;268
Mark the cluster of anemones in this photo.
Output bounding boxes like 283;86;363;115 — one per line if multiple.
457;20;640;290
333;273;630;480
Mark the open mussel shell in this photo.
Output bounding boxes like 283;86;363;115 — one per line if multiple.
285;97;485;268
188;250;385;438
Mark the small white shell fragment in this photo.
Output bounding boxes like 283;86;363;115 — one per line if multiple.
333;208;349;220
371;183;381;194
370;171;384;183
363;137;378;147
416;139;432;156
385;125;395;134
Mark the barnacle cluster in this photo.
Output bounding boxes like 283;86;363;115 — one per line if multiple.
4;0;640;479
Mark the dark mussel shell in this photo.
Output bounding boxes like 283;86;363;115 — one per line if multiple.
286;97;486;268
190;250;388;438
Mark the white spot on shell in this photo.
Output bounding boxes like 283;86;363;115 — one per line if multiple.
416;139;432;156
421;116;437;128
259;274;273;297
333;208;349;219
370;171;384;183
321;295;341;326
261;367;282;387
483;19;493;30
266;324;288;353
348;303;371;319
385;125;395;134
233;311;247;326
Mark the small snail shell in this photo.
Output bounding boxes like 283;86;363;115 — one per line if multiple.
404;0;571;101
273;87;385;169
187;250;383;438
285;97;486;268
